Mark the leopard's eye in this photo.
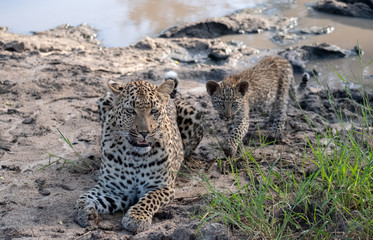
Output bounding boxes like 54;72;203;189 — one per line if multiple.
126;108;135;114
150;109;159;114
232;102;239;108
216;101;224;107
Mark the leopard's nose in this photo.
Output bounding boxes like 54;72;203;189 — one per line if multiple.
139;132;149;139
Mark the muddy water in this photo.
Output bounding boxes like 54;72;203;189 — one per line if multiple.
1;0;372;87
220;0;373;87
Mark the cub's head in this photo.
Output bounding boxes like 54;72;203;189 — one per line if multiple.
206;80;249;121
108;80;174;153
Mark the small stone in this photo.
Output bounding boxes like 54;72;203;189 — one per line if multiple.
5;41;25;52
39;189;51;196
7;109;17;114
22;117;35;124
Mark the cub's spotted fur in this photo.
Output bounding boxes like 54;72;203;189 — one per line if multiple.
206;56;295;158
76;74;203;233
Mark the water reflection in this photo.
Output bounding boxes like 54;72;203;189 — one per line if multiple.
115;0;259;46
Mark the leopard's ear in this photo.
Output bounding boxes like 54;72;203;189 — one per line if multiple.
107;80;125;95
236;81;249;96
157;79;175;101
206;80;220;96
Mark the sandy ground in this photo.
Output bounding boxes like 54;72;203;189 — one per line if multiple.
0;22;366;239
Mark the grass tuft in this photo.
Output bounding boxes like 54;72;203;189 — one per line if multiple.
40;128;92;171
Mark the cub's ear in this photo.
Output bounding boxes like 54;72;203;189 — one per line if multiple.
206;81;220;96
236;81;249;96
107;80;125;95
157;79;175;101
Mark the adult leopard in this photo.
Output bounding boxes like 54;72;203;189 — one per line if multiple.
76;73;203;233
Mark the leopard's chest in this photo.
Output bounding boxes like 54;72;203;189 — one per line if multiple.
99;140;174;196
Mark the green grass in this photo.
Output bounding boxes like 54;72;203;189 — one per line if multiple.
198;53;373;239
40;128;92;171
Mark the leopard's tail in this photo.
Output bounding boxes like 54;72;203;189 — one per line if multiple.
164;71;179;99
289;70;311;102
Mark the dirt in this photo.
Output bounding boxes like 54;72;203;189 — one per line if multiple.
0;19;370;240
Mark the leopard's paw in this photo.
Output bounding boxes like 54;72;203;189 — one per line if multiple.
75;201;99;227
121;212;151;234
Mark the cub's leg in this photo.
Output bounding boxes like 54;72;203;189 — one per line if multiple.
165;71;204;157
267;71;292;140
225;111;250;159
76;185;131;227
122;187;175;233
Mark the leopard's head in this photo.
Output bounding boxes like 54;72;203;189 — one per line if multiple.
108;80;174;153
206;80;249;121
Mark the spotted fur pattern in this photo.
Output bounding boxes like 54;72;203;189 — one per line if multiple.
165;71;204;157
206;56;295;158
76;76;203;233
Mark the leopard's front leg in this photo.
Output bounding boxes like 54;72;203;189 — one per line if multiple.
122;187;175;233
224;112;250;159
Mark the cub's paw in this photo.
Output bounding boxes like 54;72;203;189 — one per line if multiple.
223;146;236;160
75;203;99;227
122;212;151;233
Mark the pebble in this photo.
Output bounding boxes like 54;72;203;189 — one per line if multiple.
22;117;35;124
4;41;25;52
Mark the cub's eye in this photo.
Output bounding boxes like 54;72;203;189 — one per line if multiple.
232;102;239;108
126;109;135;114
150;109;159;114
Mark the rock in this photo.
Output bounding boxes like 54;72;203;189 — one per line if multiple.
171;221;231;240
278;43;357;73
272;32;305;45
22;117;35;124
171;221;199;240
312;0;373;19
296;26;335;35
32;23;100;45
4;41;25;52
208;42;232;61
197;222;230;240
7;109;18;114
0;26;7;32
160;9;297;39
134;37;158;50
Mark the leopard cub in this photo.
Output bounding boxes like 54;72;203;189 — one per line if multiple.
206;56;295;158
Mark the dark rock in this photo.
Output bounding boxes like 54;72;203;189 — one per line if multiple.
22;117;35;124
208;42;231;61
171;221;199;240
278;43;356;73
7;109;18;114
0;26;8;32
171;221;231;240
197;222;230;240
312;0;373;19
4;41;25;52
39;189;51;196
301;43;350;59
1;165;21;172
131;231;168;240
160;9;296;39
299;94;324;112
